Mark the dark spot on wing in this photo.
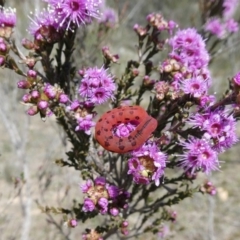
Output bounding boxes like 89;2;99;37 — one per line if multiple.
105;141;110;147
128;136;133;141
119;145;125;151
131;141;137;146
96;130;101;135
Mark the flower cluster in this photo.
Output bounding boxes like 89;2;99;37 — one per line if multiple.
189;109;238;152
66;100;96;135
79;66;116;105
146;13;177;34
205;0;239;38
128;140;167;186
81;177;130;215
159;28;212;102
18;70;68;118
200;180;217;196
168;28;210;77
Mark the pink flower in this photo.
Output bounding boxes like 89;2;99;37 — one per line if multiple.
45;0;102;30
181;76;209;98
113;122;137;138
44;84;57;99
59;93;69;103
81;179;93;193
169;28;210;69
179;138;219;174
201;181;217;196
82;198;95;212
205;18;225;38
81;177;130;215
94;176;106;186
99;8;118;27
106;185;119;198
37;100;49;110
68;219;78;228
28;9;63;42
98;197;108;214
233;72;240;86
166;28;211;91
128;140;167;186
75;114;95;135
226;19;239;33
223;0;239;20
189;109;238;152
0;7;16;27
109;208;119;216
79;66;116;105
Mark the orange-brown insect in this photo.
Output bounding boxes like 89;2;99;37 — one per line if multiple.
95;106;157;153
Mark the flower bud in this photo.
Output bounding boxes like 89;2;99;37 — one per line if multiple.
37;100;49;110
0;41;7;53
59;93;69;103
22;38;35;50
17;80;31;89
121;221;129;228
121;228;129;236
22;93;32;103
110;208;119;216
31;90;40;99
102;46;119;63
27;69;37;78
27;106;38;116
133;24;148;36
44;84;56;99
67;219;77;228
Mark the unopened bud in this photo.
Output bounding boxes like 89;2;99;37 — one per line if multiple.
67;219;77;228
27;106;38;116
22;38;35;50
37;100;49;110
17;80;31;89
27;69;37;78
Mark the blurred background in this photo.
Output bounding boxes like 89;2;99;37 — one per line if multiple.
0;0;240;239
